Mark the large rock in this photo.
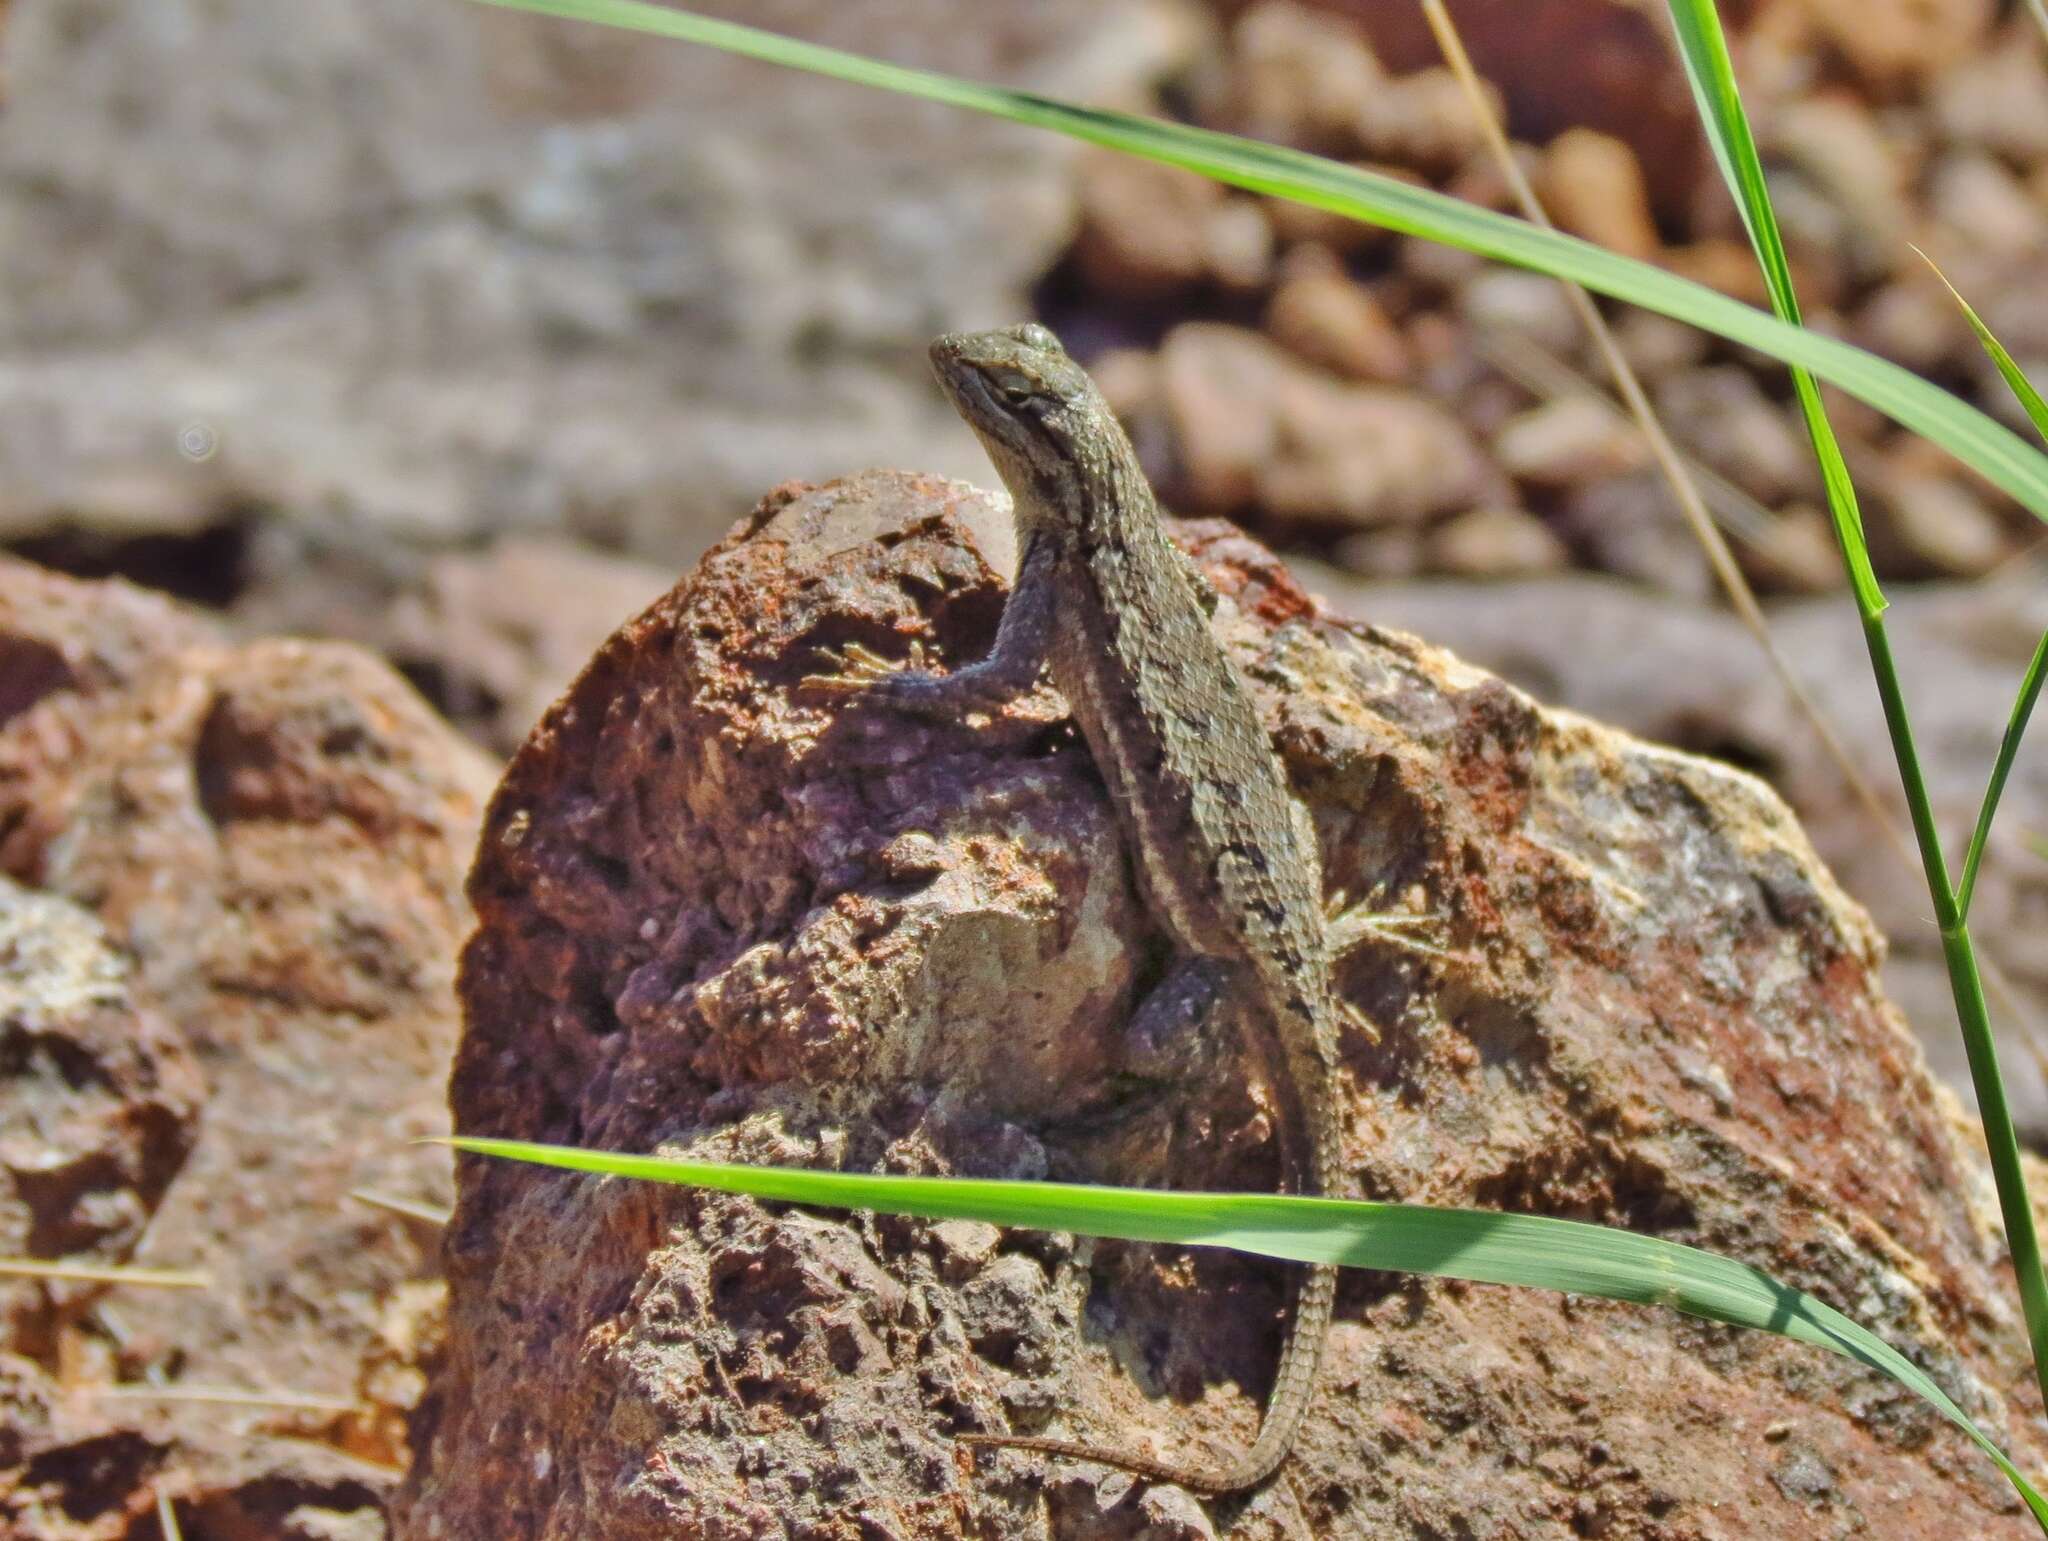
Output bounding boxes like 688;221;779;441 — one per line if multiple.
403;470;2047;1538
1338;572;2048;1136
0;0;1182;589
0;558;494;1537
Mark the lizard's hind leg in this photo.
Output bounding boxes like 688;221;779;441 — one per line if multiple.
1120;954;1234;1084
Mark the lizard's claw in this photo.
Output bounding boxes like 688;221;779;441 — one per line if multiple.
801;639;932;695
1327;888;1451;961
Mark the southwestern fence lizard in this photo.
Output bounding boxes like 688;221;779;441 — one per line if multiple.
807;322;1343;1495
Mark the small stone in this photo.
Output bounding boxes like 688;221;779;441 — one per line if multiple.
1494;397;1649;489
1459;269;1583;358
1737;503;1846;595
1853;279;1965;375
1931;40;2048;162
1876;472;2009;577
1222;1;1384;155
1539;128;1661;261
1555;470;1714;598
1201;197;1276;291
1613;311;1709;379
1764;97;1909;284
1655;368;1818;506
1444;142;1545;215
1331;527;1427;580
1088;347;1162;424
1400;235;1489;295
1423;506;1570;578
1780;0;1995;92
1071;150;1226;301
1660;241;1772;306
1261;181;1401;257
1356;68;1495;178
1928;153;2045;264
1160;323;1287;511
1265;250;1411;383
1159;323;1498;528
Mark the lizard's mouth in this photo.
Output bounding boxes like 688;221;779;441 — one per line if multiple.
930;361;1011;435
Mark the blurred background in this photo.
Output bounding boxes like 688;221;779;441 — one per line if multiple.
3;0;2045;1122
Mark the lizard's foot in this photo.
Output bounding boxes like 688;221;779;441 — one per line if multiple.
800;639;935;696
1325;888;1450;962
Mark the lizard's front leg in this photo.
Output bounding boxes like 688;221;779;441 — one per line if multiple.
804;533;1058;717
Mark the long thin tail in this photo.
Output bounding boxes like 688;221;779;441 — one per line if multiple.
954;1260;1336;1495
958;999;1342;1495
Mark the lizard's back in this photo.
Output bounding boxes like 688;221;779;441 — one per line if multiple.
1049;515;1330;1012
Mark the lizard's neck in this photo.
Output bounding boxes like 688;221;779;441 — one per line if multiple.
1009;413;1161;558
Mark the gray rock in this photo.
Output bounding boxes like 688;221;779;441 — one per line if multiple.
0;0;1183;573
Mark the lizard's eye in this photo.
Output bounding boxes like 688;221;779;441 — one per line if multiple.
988;369;1042;406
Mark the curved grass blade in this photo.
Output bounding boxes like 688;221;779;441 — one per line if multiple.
1665;0;2048;1479
438;1136;2048;1524
1960;625;2048;920
1922;254;2048;919
1920;256;2048;449
458;0;2048;530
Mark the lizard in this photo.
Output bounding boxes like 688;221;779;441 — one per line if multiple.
806;322;1343;1496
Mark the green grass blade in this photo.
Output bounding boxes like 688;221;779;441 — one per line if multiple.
1665;0;2048;1481
1921;251;2048;447
1665;0;1882;615
1959;626;2048;918
439;1136;2048;1522
458;0;2048;531
1925;254;2048;918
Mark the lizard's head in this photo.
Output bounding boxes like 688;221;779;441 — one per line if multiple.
929;324;1112;515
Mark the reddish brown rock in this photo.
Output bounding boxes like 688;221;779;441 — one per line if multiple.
0;562;220;727
1292;0;1723;219
1072;150;1277;300
1772;0;1996;95
1158;322;1500;529
1537;127;1661;261
404;470;2047;1538
1420;504;1570;577
384;535;674;755
1328;571;2048;1136
1264;248;1412;384
0;557;492;1536
0;878;203;1357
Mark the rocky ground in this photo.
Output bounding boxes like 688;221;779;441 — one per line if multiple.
2;0;2046;1535
0;561;492;1534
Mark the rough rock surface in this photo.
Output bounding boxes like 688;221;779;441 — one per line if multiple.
0;558;493;1537
404;470;2047;1538
0;878;204;1358
1339;572;2048;1136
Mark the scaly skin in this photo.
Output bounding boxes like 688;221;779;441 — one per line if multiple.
808;322;1342;1495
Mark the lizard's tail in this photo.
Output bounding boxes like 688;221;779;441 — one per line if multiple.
953;1259;1337;1495
958;993;1344;1496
